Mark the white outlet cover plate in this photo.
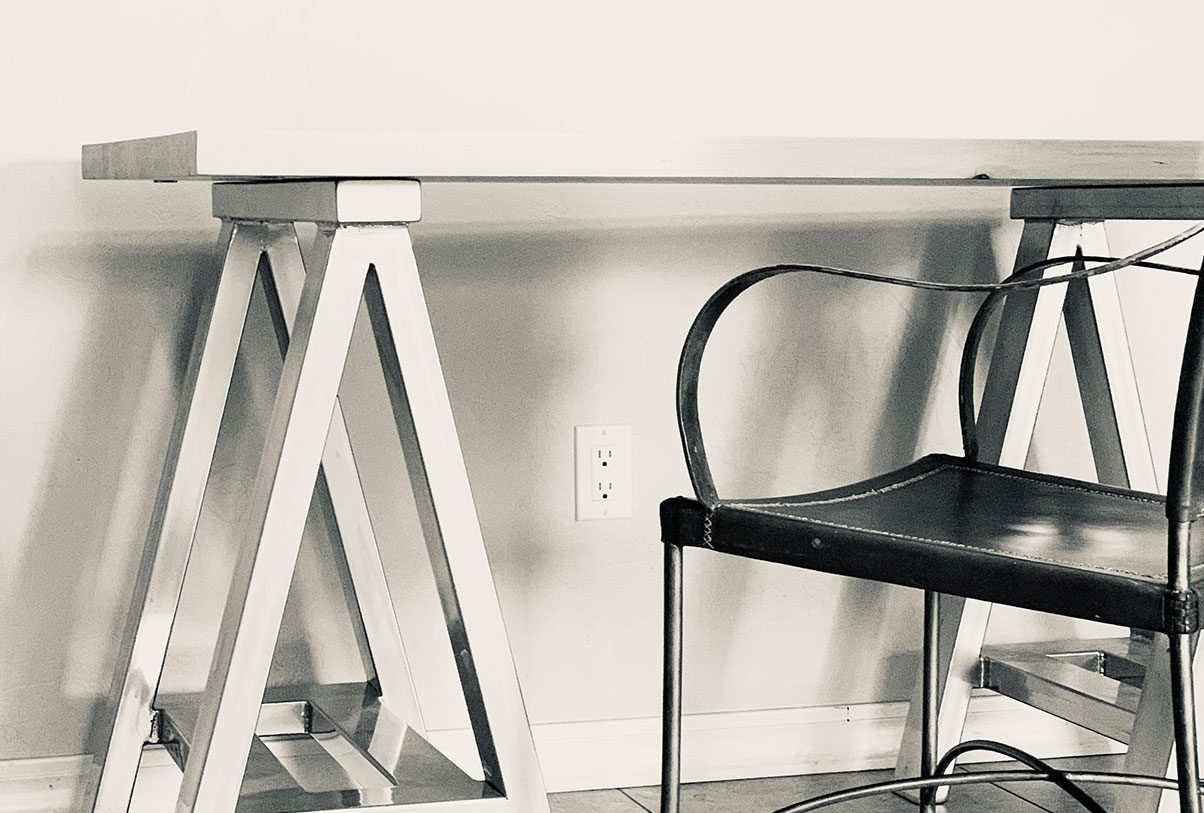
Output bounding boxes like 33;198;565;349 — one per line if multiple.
575;424;632;520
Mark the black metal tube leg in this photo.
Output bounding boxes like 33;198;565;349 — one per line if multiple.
662;542;684;813
1171;631;1202;813
920;590;940;811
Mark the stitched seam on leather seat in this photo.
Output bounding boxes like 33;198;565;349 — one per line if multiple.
969;466;1163;505
727;508;1162;579
731;465;951;508
730;462;1164;509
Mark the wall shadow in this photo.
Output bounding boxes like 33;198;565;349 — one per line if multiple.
3;164;1020;777
669;218;1003;709
0;163;358;781
1;232;211;786
398;211;1008;721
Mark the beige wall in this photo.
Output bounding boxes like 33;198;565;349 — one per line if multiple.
3;0;1204;764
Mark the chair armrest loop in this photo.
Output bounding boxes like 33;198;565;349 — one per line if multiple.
677;267;816;505
957;288;1006;461
685;250;1196;504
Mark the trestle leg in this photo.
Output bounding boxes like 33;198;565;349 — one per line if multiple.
93;222;262;813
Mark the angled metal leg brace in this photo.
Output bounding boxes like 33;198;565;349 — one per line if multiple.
895;219;1160;803
96;218;424;811
98;181;546;813
1119;630;1204;813
93;222;263;813
255;223;425;732
177;219;371;813
162;181;547;813
361;223;547;809
894;220;1061;799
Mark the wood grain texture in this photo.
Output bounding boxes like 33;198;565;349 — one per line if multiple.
1013;184;1204;220
82;130;1204;185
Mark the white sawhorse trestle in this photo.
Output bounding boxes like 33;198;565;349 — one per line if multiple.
895;184;1204;812
90;180;548;813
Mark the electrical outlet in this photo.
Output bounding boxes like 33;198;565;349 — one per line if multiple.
575;425;631;520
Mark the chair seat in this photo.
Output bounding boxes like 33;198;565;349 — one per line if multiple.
661;454;1203;632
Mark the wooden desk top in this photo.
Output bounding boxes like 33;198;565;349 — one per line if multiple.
82;130;1204;186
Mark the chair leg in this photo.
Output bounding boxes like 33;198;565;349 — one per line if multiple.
662;542;684;813
921;590;940;812
1171;632;1202;813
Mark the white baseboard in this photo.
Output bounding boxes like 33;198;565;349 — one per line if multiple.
0;693;1123;810
430;691;1123;793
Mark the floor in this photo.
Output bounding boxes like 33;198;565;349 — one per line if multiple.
547;756;1129;812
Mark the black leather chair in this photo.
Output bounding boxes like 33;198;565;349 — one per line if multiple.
659;256;1204;812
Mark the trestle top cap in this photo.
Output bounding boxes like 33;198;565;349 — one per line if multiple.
211;180;422;224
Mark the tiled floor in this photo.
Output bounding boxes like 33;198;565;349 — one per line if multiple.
548;756;1126;812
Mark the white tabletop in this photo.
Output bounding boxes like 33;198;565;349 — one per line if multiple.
82;130;1204;186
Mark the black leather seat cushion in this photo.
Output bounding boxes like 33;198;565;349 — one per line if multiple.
661;454;1203;632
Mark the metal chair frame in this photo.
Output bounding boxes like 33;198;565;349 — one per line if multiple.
660;238;1204;811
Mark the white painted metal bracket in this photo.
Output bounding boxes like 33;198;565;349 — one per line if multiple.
93;181;548;813
894;218;1161;805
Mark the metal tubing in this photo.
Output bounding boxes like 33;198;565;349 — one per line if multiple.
973;220;1064;465
921;590;939;811
901;221;1163;803
93;221;261;813
100;184;546;811
1171;632;1203;813
895;220;1058;796
661;542;684;813
259;224;426;734
1173;523;1194;597
1062;223;1159;491
363;227;549;810
1116;629;1198;807
177;227;368;813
